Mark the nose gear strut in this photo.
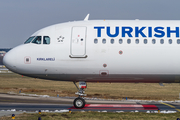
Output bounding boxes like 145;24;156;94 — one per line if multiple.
73;81;87;108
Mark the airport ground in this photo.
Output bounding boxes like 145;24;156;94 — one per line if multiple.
1;73;180;119
1;93;180;119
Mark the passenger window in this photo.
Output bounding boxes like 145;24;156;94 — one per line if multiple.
119;39;123;44
135;39;139;44
43;36;50;44
94;39;98;44
102;39;106;44
177;39;180;44
127;39;131;44
32;36;42;44
160;39;164;44
111;39;114;44
169;39;172;44
144;39;147;44
24;36;35;44
152;39;156;44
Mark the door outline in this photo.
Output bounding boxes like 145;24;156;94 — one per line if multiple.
70;26;87;58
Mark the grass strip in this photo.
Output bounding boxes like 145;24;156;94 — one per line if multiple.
0;73;180;101
1;112;180;120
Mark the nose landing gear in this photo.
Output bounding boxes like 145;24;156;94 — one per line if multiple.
73;81;87;108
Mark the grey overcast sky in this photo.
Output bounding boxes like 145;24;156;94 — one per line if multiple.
0;0;180;48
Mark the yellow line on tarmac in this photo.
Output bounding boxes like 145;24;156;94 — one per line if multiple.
177;109;180;112
161;102;180;112
161;102;175;108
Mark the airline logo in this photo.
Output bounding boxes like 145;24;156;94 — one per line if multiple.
94;26;180;38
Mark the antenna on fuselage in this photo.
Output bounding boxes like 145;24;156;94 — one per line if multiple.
84;14;90;21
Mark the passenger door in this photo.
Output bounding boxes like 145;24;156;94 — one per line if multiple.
70;26;87;58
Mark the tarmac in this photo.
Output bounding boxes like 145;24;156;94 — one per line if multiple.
0;93;180;117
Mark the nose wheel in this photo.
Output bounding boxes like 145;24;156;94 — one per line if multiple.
73;97;85;108
73;81;87;108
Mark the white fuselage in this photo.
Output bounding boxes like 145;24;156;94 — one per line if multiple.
3;20;180;83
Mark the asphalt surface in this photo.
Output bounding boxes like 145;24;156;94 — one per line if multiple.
0;93;180;117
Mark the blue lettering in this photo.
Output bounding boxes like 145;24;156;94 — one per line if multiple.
37;58;55;61
154;27;165;38
94;27;105;37
107;26;119;37
167;27;179;37
122;27;133;37
94;26;180;38
148;27;152;37
135;27;146;37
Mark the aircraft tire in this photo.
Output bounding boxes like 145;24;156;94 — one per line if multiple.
73;97;85;108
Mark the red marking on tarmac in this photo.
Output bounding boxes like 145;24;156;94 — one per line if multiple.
69;104;158;110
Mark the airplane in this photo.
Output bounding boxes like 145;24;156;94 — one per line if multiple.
3;14;180;108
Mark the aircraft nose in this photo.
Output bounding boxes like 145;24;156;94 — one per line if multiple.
3;50;17;72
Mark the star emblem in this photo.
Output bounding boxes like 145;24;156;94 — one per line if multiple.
57;36;65;42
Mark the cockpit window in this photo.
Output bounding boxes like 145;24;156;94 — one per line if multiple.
31;36;42;44
24;36;35;44
43;36;50;44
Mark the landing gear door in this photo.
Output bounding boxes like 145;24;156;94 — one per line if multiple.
70;26;87;58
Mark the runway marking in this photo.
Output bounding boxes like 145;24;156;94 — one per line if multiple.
69;104;159;110
161;102;180;112
87;104;143;107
